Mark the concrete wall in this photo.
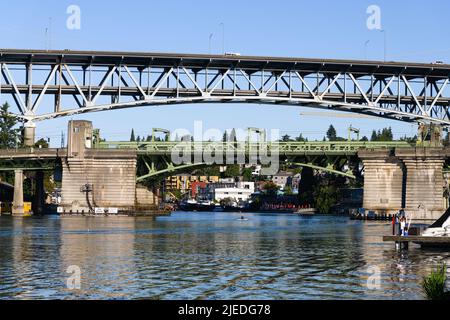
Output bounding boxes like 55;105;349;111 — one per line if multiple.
60;120;138;213
61;151;137;213
360;148;447;221
360;150;404;215
397;148;446;221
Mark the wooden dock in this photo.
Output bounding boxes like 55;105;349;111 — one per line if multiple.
383;235;450;249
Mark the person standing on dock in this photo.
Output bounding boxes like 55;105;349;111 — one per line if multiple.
400;216;407;236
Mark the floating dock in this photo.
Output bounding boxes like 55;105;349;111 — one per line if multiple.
383;235;450;249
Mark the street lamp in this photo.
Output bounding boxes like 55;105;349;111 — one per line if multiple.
219;23;225;54
380;29;387;62
364;40;370;60
209;33;214;54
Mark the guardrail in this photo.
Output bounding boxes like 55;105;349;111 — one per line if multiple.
96;140;414;155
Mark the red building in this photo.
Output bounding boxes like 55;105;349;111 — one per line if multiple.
190;181;207;199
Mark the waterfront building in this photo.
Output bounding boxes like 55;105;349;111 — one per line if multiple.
210;182;255;203
272;171;294;188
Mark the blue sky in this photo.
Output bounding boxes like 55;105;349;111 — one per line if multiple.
1;0;449;144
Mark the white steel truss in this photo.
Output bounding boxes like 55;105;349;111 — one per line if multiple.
1;50;450;125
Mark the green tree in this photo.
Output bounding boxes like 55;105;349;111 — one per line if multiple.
284;186;294;196
0;103;20;149
34;138;49;149
314;185;338;214
295;133;307;142
262;181;280;196
224;164;240;178
370;130;378;141
326;125;337;141
242;167;253;182
223;131;228;142
130;129;136;142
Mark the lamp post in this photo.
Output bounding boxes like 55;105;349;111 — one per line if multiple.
380;29;387;62
209;33;214;55
364;40;370;60
219;23;225;54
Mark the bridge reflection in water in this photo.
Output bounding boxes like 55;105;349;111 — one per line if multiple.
0;213;449;300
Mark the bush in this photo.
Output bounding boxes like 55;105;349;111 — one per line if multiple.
422;263;449;300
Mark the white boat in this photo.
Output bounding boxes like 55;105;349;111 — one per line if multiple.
296;208;317;216
422;208;450;237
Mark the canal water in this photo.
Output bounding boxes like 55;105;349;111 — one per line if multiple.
0;212;449;300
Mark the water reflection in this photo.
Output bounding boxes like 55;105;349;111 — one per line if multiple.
0;213;449;300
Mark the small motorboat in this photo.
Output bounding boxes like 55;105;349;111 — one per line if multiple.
296;208;317;216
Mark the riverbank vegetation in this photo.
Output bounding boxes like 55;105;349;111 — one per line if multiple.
422;263;450;300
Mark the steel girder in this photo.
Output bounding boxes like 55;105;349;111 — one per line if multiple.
1;50;450;124
98;140;413;156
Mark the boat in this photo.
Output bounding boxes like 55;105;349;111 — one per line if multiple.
383;207;450;249
178;199;215;212
296;208;317;216
220;199;246;212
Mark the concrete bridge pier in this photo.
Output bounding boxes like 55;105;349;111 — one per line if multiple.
359;150;405;216
397;149;446;221
23;121;36;148
12;170;25;216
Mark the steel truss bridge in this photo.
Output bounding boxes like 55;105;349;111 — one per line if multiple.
2;49;450;125
0;141;413;181
96;140;414;181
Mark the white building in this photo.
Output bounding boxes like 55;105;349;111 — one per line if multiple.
213;182;255;202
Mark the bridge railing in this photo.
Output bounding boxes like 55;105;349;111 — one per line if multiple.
95;140;414;155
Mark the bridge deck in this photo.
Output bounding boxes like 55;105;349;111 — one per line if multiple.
2;49;450;77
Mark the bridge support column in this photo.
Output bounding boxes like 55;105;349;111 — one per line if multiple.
23;121;36;148
397;149;446;221
33;171;45;215
12;170;25;216
359;150;405;215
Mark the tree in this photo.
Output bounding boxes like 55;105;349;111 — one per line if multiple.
314;185;338;214
371;127;394;141
326;125;337;141
262;181;280;196
34;138;49;149
295;133;307;142
222;131;228;142
281;134;292;142
284;186;294;196
370;130;378;141
242;168;253;182
0;103;20;149
224;164;240;178
130;129;136;142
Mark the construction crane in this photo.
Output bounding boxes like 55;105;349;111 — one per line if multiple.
348;125;360;141
247;127;266;142
151;128;171;142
